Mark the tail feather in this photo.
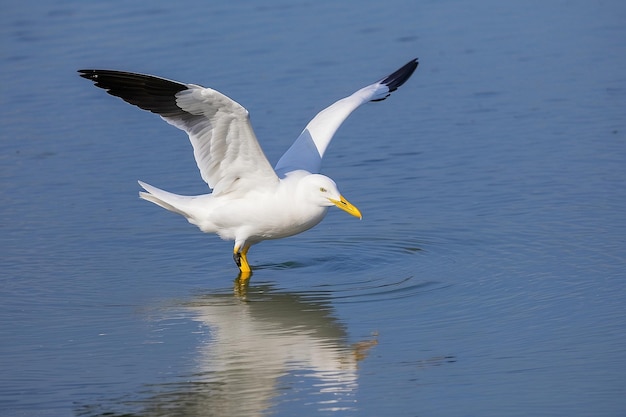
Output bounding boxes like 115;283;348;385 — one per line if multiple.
138;180;197;219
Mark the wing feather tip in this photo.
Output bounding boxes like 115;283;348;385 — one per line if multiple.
377;58;419;98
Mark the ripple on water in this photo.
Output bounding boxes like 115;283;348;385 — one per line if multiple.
252;234;452;304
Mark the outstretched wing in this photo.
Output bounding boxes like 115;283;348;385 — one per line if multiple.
78;70;279;196
274;58;418;176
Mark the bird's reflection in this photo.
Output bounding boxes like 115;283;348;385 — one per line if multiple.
81;280;376;417
180;280;376;416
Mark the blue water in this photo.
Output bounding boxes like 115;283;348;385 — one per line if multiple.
1;0;625;416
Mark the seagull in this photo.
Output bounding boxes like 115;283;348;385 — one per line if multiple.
79;58;418;278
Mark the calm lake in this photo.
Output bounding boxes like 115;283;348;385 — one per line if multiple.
1;0;625;416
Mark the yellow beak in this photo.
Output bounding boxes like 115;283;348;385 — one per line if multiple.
329;195;362;219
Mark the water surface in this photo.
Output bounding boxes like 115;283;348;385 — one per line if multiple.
1;0;625;416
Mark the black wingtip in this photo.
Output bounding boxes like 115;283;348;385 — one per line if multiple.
380;58;419;93
77;69;188;117
78;69;96;79
78;69;102;86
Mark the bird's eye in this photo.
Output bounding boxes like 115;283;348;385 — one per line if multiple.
319;187;327;193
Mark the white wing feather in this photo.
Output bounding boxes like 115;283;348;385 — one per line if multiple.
79;59;417;194
77;70;279;197
275;59;418;176
165;85;278;196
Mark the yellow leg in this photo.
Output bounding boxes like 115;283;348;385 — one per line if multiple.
233;244;252;278
239;245;251;273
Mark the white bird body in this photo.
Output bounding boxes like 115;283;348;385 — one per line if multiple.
79;59;418;277
139;171;330;242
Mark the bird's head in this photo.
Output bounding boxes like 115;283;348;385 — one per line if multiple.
301;174;362;219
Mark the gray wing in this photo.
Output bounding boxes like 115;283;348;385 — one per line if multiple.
79;70;279;196
274;59;418;176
